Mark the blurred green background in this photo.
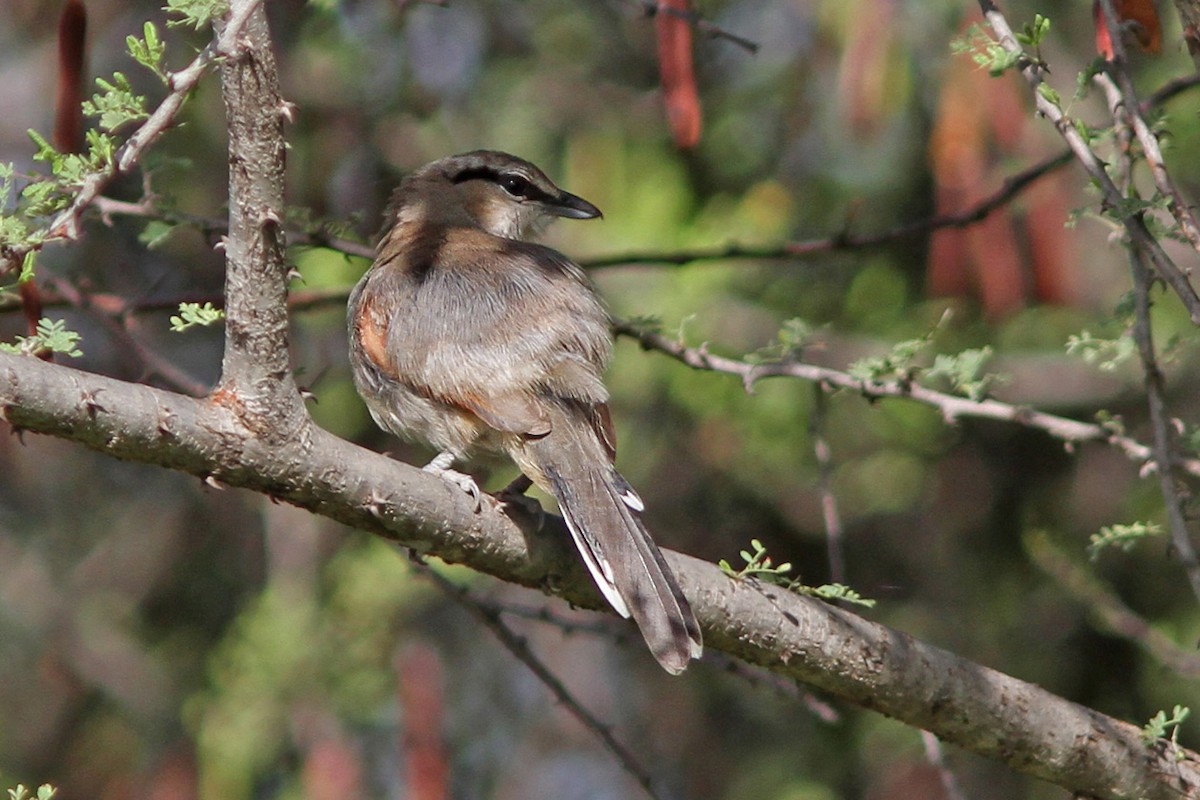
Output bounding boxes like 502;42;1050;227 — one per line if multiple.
2;0;1200;797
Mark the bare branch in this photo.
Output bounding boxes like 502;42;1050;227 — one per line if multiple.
1090;31;1200;601
809;385;846;585
613;320;1200;479
1025;531;1200;678
1127;246;1200;600
420;565;668;800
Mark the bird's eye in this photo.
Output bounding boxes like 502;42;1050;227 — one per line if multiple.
498;174;531;198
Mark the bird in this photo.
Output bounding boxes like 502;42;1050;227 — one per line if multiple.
347;150;703;674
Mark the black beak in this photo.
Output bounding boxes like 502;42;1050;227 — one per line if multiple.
553;190;603;220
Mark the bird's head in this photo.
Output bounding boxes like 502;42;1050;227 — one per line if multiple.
399;150;602;240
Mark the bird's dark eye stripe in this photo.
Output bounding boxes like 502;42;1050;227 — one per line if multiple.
451;166;498;185
451;166;552;202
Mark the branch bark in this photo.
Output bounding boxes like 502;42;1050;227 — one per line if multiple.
214;0;302;435
2;350;1199;800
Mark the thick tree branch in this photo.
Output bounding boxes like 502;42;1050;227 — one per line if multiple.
214;0;301;433
1;351;1198;799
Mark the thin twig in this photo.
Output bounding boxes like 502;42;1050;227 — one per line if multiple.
79;73;1200;271
32;0;263;250
1092;29;1200;602
1127;246;1200;601
612;320;1200;480
921;731;967;800
586;150;1074;267
618;0;759;53
1097;0;1200;253
1025;531;1200;678
472;593;842;723
809;384;845;585
42;274;209;396
417;564;670;800
978;0;1200;324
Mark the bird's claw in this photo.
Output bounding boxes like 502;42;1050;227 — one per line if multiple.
423;460;482;512
496;480;545;531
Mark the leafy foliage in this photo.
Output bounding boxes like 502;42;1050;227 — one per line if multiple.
720;540;876;607
164;0;229;30
1087;522;1163;559
0;319;83;358
170;301;225;332
925;346;998;401
6;786;56;800
81;73;148;133
797;583;877;608
1066;329;1137;371
719;538;793;581
1141;706;1190;761
951;24;1021;76
747;317;816;364
127;22;168;83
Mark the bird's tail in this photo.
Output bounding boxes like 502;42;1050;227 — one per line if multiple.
520;407;703;674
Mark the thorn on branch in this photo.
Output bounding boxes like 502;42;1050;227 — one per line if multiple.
80;388;106;418
156;408;176;437
363;490;392;519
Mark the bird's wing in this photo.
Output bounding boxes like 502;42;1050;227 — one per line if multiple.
382;230;613;439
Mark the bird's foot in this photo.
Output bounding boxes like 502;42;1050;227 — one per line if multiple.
423;452;482;511
495;474;544;530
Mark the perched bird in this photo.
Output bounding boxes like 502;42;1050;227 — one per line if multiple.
348;151;703;673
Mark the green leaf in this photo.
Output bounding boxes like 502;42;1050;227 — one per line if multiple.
0;161;15;207
925;346;999;400
81;72;148;132
1017;14;1051;46
1036;82;1061;108
1065;330;1136;372
19;249;36;283
848;333;934;382
0;318;83;358
27;129;59;167
139;219;177;249
127;21;168;82
169;301;225;332
164;0;230;30
801;584;878;608
1140;706;1189;760
1087;522;1163;559
720;538;794;582
746;317;816;364
20;181;69;217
